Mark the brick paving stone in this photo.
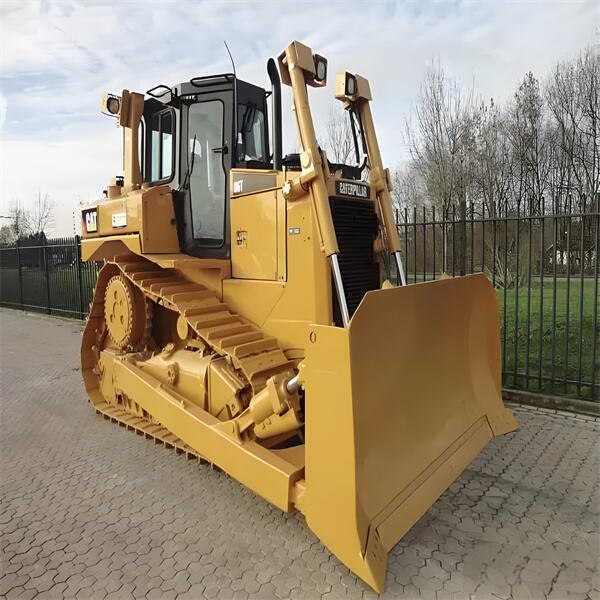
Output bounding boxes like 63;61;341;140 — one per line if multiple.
476;581;512;599
1;308;599;599
0;573;30;596
10;587;37;600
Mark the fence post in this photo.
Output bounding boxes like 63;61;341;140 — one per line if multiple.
592;205;599;400
75;235;85;319
459;198;467;276
42;237;51;314
395;208;400;285
15;240;23;311
432;206;436;279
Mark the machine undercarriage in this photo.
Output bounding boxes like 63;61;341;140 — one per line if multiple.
83;258;306;452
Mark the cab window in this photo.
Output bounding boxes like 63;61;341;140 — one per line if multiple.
149;109;174;182
237;103;266;163
188;100;226;244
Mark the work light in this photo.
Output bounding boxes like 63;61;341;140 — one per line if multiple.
345;73;357;96
313;54;327;84
101;92;121;117
107;97;120;114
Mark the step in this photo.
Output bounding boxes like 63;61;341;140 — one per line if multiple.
147;279;187;293
119;262;159;274
219;331;264;349
135;275;180;288
231;337;279;358
129;270;176;282
205;323;255;341
189;313;240;331
157;282;207;296
168;290;217;304
183;303;230;318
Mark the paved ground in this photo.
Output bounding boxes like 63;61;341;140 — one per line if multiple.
0;307;598;600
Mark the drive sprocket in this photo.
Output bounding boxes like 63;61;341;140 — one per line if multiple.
104;274;149;350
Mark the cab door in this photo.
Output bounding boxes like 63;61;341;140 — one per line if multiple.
179;91;233;258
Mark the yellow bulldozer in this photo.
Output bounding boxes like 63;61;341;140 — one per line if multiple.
80;40;517;592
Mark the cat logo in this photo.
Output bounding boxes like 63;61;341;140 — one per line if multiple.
335;180;369;199
84;209;97;233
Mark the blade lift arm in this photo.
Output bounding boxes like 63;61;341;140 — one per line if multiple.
334;73;406;286
278;41;351;326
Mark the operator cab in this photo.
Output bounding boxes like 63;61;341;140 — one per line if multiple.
140;75;270;259
138;68;367;262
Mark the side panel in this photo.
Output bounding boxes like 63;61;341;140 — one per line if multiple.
81;186;178;254
82;194;141;238
231;190;278;280
223;187;331;351
140;187;180;254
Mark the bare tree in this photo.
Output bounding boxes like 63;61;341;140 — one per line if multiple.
405;61;477;218
506;72;551;214
546;44;599;212
8;201;31;240
397;39;597;283
390;162;424;214
471;99;513;217
323;102;356;165
404;62;480;272
0;225;15;245
29;192;54;235
7;193;54;241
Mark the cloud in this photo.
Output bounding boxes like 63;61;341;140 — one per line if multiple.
0;0;597;234
0;129;122;235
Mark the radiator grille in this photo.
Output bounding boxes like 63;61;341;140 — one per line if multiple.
330;197;380;323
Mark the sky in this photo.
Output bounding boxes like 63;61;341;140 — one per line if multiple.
0;0;597;235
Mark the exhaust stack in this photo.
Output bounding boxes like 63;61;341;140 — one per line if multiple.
267;58;282;170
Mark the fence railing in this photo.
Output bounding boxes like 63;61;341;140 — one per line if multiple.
0;236;102;319
396;201;599;401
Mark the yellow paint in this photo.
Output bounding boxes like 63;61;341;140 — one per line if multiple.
81;185;178;254
222;279;286;330
302;274;518;592
231;190;279;280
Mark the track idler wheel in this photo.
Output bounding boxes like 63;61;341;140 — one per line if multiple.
104;274;150;350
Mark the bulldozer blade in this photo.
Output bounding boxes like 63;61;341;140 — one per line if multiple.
301;273;518;592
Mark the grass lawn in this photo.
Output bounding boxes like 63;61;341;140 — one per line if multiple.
400;271;598;400
498;278;598;400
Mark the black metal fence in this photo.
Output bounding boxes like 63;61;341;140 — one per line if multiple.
396;200;599;401
0;236;102;319
1;209;598;402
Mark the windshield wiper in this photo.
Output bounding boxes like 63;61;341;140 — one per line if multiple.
180;133;197;191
